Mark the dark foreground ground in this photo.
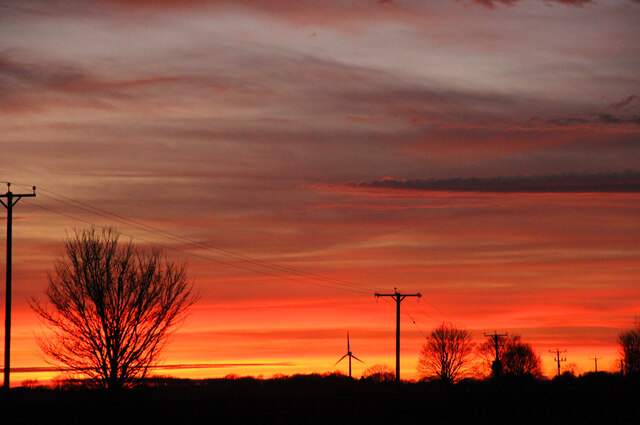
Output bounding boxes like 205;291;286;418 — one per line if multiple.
3;373;639;425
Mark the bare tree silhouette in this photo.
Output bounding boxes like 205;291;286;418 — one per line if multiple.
417;322;474;384
31;227;197;391
618;318;640;375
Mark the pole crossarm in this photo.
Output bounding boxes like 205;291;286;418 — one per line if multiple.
590;356;602;373
1;183;36;390
375;287;421;382
548;348;567;377
0;184;37;205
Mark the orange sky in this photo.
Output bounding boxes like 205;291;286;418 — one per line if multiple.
1;0;640;386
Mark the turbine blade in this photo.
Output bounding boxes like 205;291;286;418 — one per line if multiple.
347;331;350;351
333;354;348;367
351;354;365;364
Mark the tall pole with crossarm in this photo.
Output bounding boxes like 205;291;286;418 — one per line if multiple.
1;183;36;390
484;331;508;377
549;348;567;377
375;288;421;382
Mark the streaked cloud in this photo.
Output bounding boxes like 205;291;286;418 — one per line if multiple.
349;173;640;193
4;362;294;373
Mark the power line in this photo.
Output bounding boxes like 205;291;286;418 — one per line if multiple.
33;185;387;293
25;198;372;294
400;303;429;339
17;185;383;294
14;182;457;328
405;296;449;324
16;182;462;332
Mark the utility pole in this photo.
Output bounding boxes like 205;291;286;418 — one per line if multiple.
375;287;421;382
549;348;567;377
1;183;36;390
590;356;602;373
484;331;508;377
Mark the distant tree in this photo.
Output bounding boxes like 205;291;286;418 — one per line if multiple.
618;318;640;375
501;335;543;378
563;362;582;377
362;364;395;382
20;379;41;389
417;322;474;384
224;374;241;380
31;227;197;391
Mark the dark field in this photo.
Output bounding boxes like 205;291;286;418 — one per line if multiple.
3;373;639;425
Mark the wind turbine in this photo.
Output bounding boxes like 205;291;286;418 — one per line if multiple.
334;332;364;378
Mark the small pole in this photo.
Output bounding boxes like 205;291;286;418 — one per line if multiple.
590;356;602;373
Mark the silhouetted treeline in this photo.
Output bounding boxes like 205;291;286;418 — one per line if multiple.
3;372;639;425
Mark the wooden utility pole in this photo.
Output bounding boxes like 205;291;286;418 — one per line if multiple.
1;183;36;390
375;288;421;382
484;331;508;377
549;348;567;377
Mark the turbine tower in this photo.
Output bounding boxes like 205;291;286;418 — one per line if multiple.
334;332;364;378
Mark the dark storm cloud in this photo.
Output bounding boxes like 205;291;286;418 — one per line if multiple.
350;172;640;193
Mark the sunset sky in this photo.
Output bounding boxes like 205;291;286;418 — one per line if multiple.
1;0;639;385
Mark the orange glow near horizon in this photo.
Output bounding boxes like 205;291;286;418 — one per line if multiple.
3;190;638;386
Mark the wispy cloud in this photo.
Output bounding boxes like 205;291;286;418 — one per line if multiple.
611;95;638;109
